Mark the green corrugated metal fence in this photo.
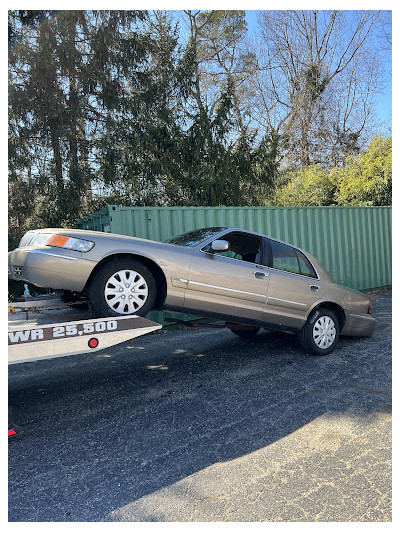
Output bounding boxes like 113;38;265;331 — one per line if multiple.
77;205;391;292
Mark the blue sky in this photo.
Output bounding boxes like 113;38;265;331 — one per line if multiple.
244;9;392;136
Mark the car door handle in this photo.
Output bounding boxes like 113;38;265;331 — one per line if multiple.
310;285;320;291
254;271;268;279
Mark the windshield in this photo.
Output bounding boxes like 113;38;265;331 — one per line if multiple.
166;227;227;247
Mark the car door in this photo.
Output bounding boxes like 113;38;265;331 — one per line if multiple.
262;239;326;330
183;231;270;322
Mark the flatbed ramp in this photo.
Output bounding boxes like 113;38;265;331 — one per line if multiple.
8;312;162;365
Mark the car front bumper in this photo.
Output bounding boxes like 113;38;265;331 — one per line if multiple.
341;312;376;337
8;247;95;292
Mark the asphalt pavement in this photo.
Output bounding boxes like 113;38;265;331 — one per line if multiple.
8;290;392;522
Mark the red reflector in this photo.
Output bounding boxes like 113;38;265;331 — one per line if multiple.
8;429;16;437
368;303;372;314
88;338;99;349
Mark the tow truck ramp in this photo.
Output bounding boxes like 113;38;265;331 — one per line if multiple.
8;315;162;365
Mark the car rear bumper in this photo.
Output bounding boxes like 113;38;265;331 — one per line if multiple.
8;247;95;292
341;312;376;337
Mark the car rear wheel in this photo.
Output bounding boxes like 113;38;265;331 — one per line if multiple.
89;259;156;318
298;308;339;355
229;325;261;338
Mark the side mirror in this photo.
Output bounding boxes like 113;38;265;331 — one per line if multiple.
207;239;230;253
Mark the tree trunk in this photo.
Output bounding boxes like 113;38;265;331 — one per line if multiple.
49;122;64;190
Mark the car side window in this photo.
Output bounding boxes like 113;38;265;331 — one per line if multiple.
296;250;318;278
213;232;263;264
270;240;300;275
270;240;318;278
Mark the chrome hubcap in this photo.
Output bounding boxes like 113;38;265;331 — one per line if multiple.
313;316;336;349
104;269;148;314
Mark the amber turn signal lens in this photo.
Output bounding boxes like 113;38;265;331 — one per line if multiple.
46;235;69;246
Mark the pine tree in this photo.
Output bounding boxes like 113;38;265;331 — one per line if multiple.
9;10;149;232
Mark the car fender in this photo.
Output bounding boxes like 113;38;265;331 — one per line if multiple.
305;290;348;333
85;243;193;309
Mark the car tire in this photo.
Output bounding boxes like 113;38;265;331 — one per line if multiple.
229;326;261;339
89;259;157;318
298;308;339;356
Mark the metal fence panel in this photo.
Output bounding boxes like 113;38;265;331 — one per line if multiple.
76;207;111;233
77;205;391;291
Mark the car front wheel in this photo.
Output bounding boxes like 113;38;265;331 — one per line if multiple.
298;308;339;356
89;259;157;318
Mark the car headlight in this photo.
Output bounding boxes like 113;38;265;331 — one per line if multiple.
29;233;95;253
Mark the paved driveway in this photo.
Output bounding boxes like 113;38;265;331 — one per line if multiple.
8;290;391;521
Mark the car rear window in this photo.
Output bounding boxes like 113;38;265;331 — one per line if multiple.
270;240;299;274
296;250;317;278
270;240;317;278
